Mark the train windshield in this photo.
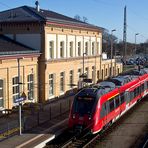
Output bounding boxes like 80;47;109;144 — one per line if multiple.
73;89;97;115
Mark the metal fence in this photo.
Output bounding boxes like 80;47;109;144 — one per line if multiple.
23;97;72;131
0;96;73;141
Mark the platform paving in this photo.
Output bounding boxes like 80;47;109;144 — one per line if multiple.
0;95;74;148
0;113;69;148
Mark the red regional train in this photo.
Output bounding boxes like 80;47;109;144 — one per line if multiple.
68;68;148;134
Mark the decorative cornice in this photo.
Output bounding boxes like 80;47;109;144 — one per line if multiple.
45;21;101;32
0;52;40;60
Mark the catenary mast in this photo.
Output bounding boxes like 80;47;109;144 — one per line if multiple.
123;6;127;64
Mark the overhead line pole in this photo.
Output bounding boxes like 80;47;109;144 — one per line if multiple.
123;6;127;64
17;58;22;135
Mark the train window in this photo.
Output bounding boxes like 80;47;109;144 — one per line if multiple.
144;82;147;91
137;87;140;95
109;99;115;112
120;93;125;104
77;96;94;101
133;89;136;98
134;88;139;97
74;97;95;115
100;103;106;119
141;84;144;92
115;96;120;108
130;91;134;100
106;101;110;113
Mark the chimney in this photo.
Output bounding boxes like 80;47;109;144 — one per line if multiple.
35;0;40;12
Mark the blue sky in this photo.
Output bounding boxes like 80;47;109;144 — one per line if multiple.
0;0;148;43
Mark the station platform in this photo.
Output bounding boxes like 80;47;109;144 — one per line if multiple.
0;115;68;148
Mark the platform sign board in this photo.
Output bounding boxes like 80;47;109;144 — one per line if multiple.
15;92;27;103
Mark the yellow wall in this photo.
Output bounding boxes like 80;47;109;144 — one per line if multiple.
0;22;123;105
0;57;38;109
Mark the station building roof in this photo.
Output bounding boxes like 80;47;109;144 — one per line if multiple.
0;35;40;60
0;5;102;31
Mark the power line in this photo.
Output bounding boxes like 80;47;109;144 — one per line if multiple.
127;25;148;41
0;2;11;9
128;7;148;22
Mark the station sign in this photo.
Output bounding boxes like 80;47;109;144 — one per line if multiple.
15;92;26;103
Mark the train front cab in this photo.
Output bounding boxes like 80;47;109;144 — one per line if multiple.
68;88;98;133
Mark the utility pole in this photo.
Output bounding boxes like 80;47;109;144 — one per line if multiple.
123;6;127;64
111;29;116;77
17;58;22;135
135;33;139;55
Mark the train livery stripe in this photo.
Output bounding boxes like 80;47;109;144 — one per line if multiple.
108;93;119;100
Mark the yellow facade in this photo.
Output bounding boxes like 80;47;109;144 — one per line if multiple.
0;57;38;109
0;7;123;107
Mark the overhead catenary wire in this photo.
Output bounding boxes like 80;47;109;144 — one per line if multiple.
127;25;148;42
0;1;11;9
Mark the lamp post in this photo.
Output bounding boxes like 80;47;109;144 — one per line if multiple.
111;29;116;77
134;33;139;55
114;39;117;76
134;33;140;71
17;58;22;135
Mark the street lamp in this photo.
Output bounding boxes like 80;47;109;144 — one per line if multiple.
17;58;23;135
134;33;140;71
111;29;116;76
134;33;139;55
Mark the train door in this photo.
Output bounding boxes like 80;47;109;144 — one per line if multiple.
143;81;148;97
141;83;144;97
105;101;110;124
100;102;107;127
119;93;125;114
114;95;120;120
125;91;131;109
125;91;130;103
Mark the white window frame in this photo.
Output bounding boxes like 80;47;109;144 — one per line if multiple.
27;74;34;100
69;70;74;88
60;41;64;58
92;42;95;55
12;76;19;103
49;74;54;97
49;41;54;59
60;72;65;93
69;41;73;57
85;42;88;55
78;42;81;56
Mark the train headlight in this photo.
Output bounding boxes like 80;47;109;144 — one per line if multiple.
73;114;76;119
89;116;91;120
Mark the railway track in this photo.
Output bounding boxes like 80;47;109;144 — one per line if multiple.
46;96;148;148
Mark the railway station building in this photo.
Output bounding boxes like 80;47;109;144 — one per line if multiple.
0;35;40;110
0;5;122;109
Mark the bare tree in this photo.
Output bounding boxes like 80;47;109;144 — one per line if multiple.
82;16;88;23
74;15;81;21
74;15;88;23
